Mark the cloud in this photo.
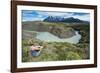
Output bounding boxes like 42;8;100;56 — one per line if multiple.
22;10;90;21
22;10;38;17
63;12;90;21
22;17;44;22
73;13;88;16
22;10;45;21
37;11;73;17
72;14;90;21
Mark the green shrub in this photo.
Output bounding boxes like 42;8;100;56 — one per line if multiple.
22;47;29;62
66;51;81;60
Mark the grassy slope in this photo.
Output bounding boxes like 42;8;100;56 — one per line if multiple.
22;21;90;62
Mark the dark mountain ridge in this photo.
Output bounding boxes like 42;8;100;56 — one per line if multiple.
44;16;89;23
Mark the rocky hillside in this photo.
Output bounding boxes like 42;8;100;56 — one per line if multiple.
49;26;75;38
22;21;76;38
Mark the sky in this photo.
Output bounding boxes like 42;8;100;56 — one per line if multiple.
22;10;90;22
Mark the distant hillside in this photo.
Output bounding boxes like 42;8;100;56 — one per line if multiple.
44;16;89;23
22;21;76;38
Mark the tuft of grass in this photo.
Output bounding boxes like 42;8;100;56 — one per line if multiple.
22;47;29;62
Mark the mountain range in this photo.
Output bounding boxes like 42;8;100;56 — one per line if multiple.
44;16;89;23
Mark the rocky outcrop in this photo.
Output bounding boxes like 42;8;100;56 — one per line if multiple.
49;26;75;38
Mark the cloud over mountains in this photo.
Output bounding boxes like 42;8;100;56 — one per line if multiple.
22;10;90;22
